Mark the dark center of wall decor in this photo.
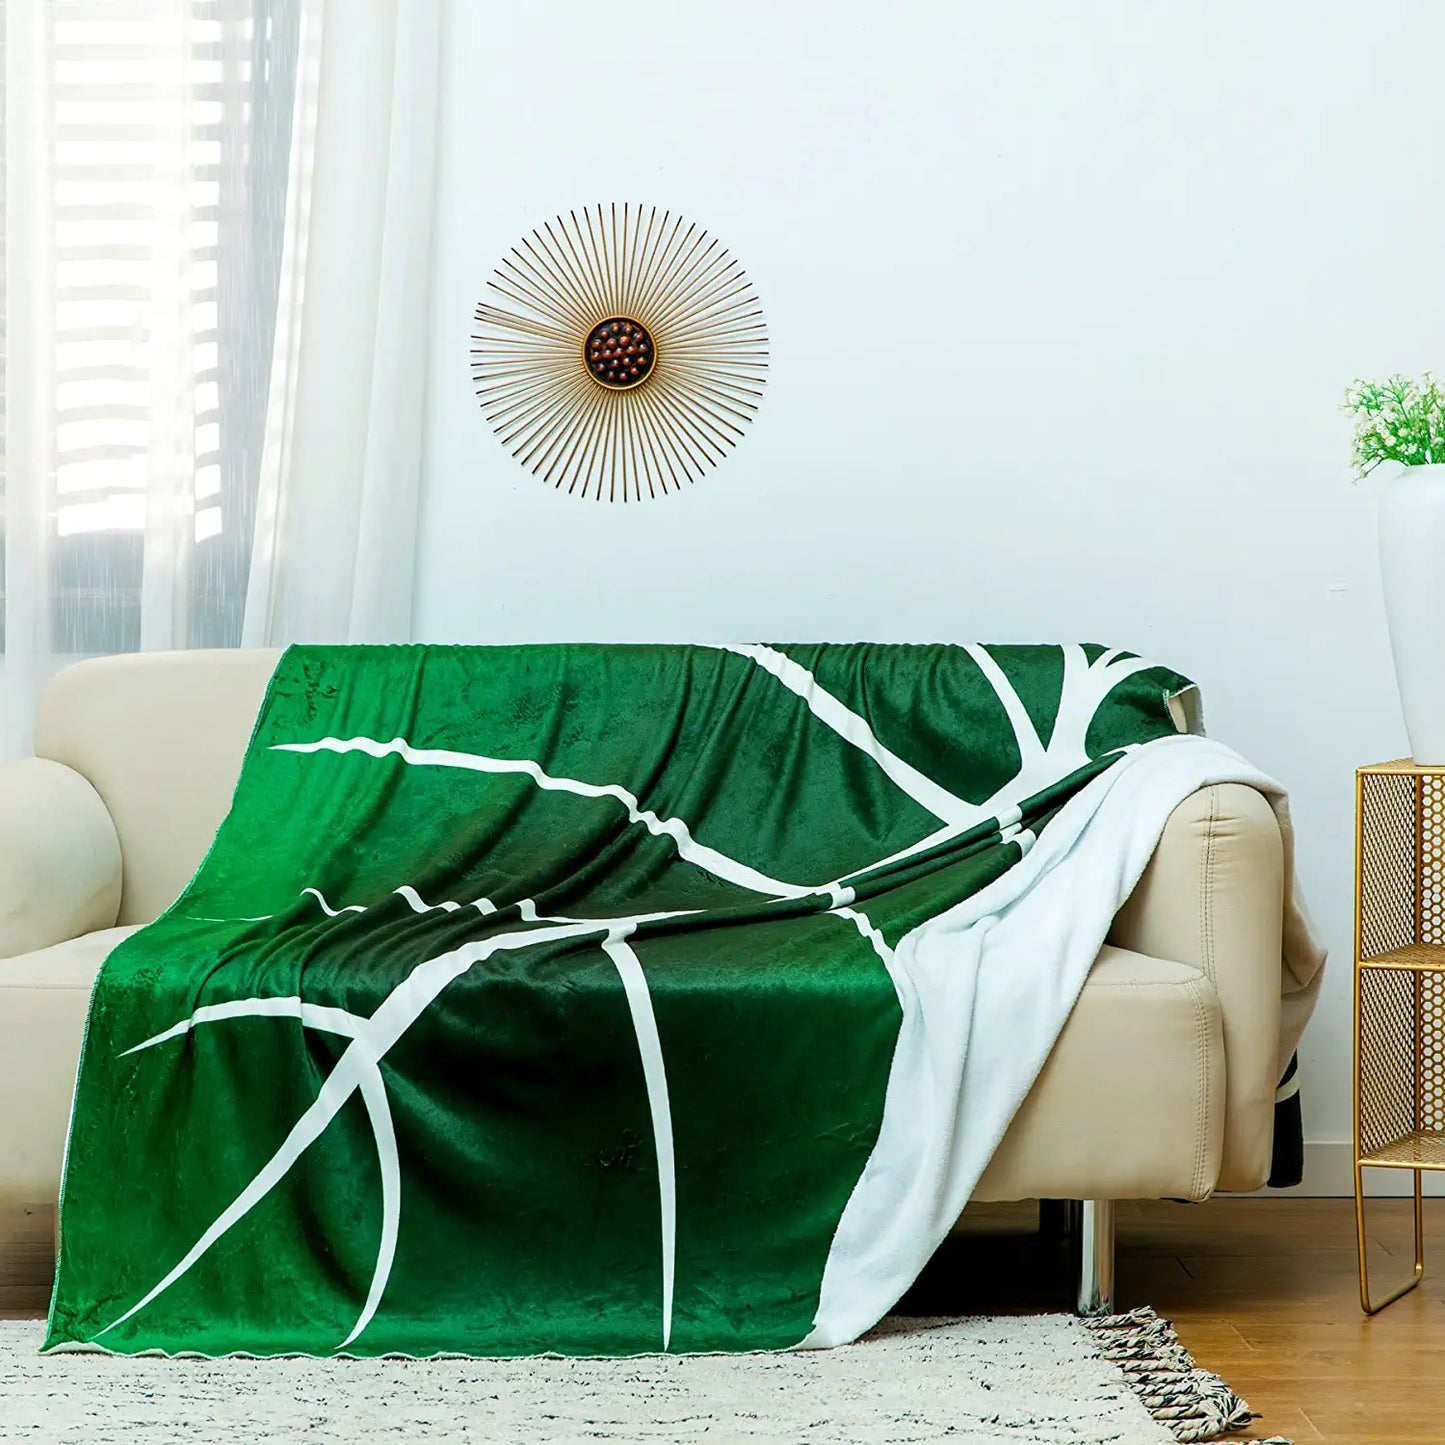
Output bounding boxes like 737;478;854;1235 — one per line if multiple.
471;203;769;503
584;317;655;389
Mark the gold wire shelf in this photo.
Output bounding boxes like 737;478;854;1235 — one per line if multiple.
1359;1130;1445;1170
1359;944;1445;971
1354;762;1445;1313
1359;758;1443;775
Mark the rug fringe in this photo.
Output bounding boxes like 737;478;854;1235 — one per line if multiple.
1081;1307;1291;1444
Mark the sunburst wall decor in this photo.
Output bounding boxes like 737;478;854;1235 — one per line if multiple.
472;204;768;502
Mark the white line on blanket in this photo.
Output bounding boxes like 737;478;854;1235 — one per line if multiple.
310;886;500;918
709;644;974;827
395;886;461;913
117;997;400;1351
961;643;1157;798
304;887;366;916
720;644;1159;872
602;929;677;1352
828;907;909;1010
296;889;688;930
184;886;501;924
273;737;820;903
830;907;894;967
101;908;697;1347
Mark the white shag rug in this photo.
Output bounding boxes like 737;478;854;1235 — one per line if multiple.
0;1311;1287;1445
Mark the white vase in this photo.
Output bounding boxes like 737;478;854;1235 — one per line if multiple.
1379;463;1445;763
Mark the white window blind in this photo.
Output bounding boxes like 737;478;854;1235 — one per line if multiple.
3;0;301;658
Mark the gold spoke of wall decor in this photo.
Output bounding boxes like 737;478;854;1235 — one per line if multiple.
472;204;768;502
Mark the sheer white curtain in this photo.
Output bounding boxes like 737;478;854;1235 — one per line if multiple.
1;0;437;752
244;0;438;645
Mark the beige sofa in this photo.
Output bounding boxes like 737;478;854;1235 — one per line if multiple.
0;650;1308;1312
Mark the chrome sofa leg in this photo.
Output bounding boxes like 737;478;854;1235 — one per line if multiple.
1075;1199;1116;1315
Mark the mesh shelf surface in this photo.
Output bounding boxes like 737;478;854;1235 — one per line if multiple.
1356;773;1445;1154
1358;772;1417;961
1360;1130;1445;1170
1354;765;1445;1311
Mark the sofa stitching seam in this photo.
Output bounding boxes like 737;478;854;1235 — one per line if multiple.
1197;788;1220;1197
1201;787;1218;986
1190;979;1210;1200
1084;977;1207;990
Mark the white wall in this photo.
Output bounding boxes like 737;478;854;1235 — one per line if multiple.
415;1;1445;1188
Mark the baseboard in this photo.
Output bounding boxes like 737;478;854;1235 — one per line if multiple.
1236;1141;1445;1198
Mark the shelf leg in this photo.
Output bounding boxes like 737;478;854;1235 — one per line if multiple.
1357;1165;1426;1315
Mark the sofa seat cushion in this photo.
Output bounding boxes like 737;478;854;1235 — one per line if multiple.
974;945;1226;1204
0;927;140;1203
2;933;1224;1210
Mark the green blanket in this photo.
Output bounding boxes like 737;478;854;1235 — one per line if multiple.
46;642;1195;1357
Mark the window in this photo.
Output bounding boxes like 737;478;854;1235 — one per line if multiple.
2;0;300;655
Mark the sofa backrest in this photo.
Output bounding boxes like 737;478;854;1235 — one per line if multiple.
35;649;283;925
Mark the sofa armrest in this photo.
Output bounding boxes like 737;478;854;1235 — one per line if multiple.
0;758;122;959
1106;782;1284;1192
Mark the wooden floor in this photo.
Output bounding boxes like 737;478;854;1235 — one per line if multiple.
4;1197;1441;1443
933;1198;1445;1444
